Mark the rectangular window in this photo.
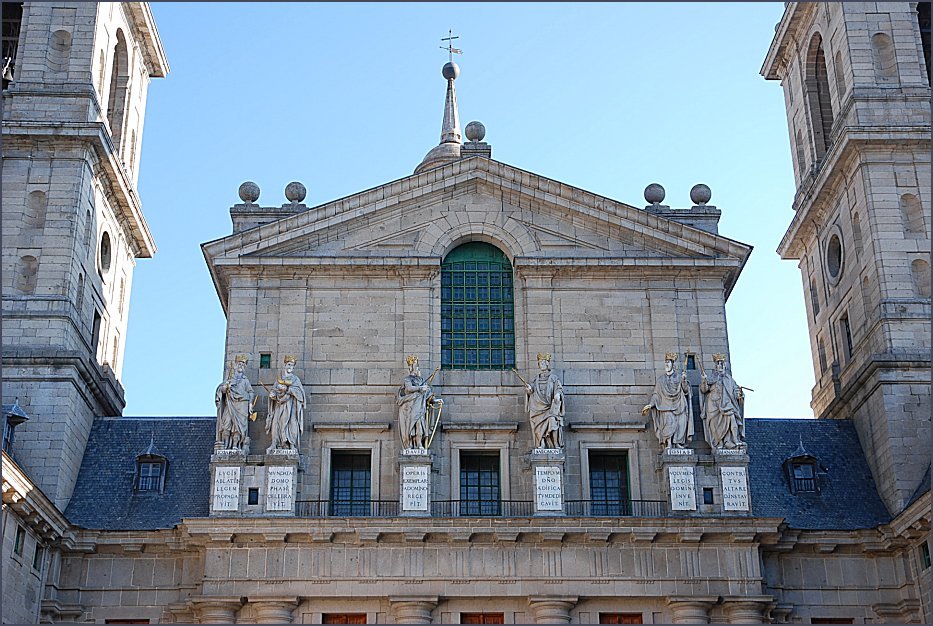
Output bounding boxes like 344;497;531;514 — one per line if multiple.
247;487;259;505
259;353;271;369
329;452;371;516
686;354;696;370
599;614;643;624
32;543;44;571
459;452;500;516
840;313;853;361
588;452;630;516
1;2;23;89
461;613;504;624
13;525;25;556
702;487;714;504
137;461;163;491
792;462;817;492
322;614;366;624
921;541;931;570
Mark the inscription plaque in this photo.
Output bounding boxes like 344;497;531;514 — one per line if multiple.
720;466;750;511
266;465;294;512
668;466;696;511
534;466;563;511
401;465;430;511
211;466;240;512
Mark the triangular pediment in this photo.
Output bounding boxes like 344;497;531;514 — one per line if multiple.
202;158;751;309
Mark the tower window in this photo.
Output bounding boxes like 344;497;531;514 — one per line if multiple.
809;278;821;316
13;525;25;556
818;337;828;373
32;544;44;571
911;259;931;299
826;234;843;280
106;30;130;149
900;194;925;236
839;313;853;361
441;242;515;370
921;541;931;570
919;2;932;84
806;34;835;159
871;32;899;84
1;2;22;89
99;231;112;274
259;353;271;369
16;255;38;294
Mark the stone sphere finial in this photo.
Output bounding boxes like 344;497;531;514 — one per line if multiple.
690;183;712;206
644;183;665;205
442;61;460;80
238;181;260;204
285;181;307;204
465;121;486;142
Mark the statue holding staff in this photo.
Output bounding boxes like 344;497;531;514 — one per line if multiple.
699;353;746;450
515;352;565;450
642;351;693;450
397;354;443;450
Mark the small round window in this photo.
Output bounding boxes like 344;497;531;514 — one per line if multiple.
826;234;843;279
99;231;112;274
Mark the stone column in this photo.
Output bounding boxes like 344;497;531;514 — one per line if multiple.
249;596;300;624
720;596;772;624
189;596;243;624
389;596;438;623
666;596;716;624
528;596;577;623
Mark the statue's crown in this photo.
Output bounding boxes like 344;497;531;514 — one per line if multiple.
536;352;551;362
405;354;419;367
234;354;249;364
664;352;678;362
283;354;297;364
712;353;727;363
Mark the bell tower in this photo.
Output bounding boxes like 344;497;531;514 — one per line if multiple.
1;2;168;507
762;3;930;515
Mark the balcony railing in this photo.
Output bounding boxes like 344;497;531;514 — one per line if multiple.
295;499;667;518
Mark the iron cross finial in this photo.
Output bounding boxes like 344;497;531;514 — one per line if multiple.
440;29;462;63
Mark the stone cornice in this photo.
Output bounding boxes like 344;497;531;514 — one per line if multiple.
761;3;811;80
1;451;74;548
123;2;170;78
2;121;156;258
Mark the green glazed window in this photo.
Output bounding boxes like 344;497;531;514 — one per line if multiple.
441;242;515;369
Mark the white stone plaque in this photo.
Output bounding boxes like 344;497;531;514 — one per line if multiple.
265;465;294;512
534;466;563;511
211;466;240;512
668;466;696;511
720;466;750;511
665;447;694;456
401;465;430;511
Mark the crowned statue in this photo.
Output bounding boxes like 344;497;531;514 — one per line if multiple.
397;354;443;451
699;353;746;451
643;352;693;450
516;352;565;450
215;354;256;453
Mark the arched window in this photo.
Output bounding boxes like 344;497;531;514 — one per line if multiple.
106;30;129;149
833;50;846;101
900;193;925;235
16;255;38;294
861;275;873;323
871;32;899;84
99;231;112;275
806;34;835;159
919;2;931;84
25;190;47;230
83;210;92;255
852;212;864;258
912;259;931;299
441;242;515;370
48;29;71;73
76;273;84;313
817;337;828;373
809;277;821;316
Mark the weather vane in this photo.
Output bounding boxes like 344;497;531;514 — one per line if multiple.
440;29;462;63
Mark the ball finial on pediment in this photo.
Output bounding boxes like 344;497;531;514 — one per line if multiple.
238;181;260;204
690;183;712;206
465;120;486;142
644;183;665;205
285;181;306;204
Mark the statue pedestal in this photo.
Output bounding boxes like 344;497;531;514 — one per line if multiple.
399;449;432;516
208;449;299;517
660;448;698;513
531;448;565;516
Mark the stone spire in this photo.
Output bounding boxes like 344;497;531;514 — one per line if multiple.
414;60;463;174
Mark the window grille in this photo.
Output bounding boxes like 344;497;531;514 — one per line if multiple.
137;461;164;491
441;242;515;370
792;462;817;493
329;452;371;516
459;452;500;516
588;453;630;516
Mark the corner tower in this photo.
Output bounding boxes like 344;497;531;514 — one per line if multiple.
762;2;930;515
1;2;168;507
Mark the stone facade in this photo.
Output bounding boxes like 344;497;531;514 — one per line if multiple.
1;1;168;508
2;2;931;625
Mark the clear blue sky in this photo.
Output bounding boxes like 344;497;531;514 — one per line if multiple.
124;2;813;418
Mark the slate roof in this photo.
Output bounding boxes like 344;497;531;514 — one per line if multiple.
746;418;891;530
65;417;215;531
907;464;931;508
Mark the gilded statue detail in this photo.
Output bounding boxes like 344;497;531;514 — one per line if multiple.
265;355;306;454
515;352;565;450
397;354;443;450
699;353;746;450
643;352;693;450
215;354;256;453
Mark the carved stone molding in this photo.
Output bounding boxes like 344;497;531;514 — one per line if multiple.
720;596;773;624
188;596;244;624
248;596;300;624
528;596;578;624
389;596;439;624
666;596;717;624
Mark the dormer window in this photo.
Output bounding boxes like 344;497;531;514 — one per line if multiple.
791;461;817;493
135;436;167;492
783;439;821;495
